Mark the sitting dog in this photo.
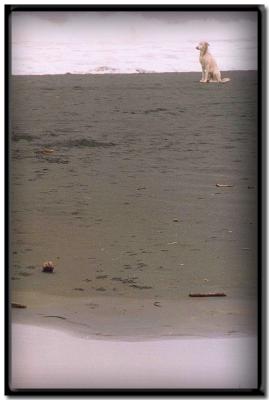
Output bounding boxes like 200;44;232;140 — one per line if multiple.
196;41;230;83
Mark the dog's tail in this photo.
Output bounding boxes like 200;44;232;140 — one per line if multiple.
221;77;230;83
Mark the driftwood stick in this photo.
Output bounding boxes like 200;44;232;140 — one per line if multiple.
43;315;67;320
216;184;233;188
189;293;226;298
12;302;27;309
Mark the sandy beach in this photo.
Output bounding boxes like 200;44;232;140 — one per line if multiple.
10;71;258;389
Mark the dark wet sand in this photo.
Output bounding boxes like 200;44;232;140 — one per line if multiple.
10;71;257;338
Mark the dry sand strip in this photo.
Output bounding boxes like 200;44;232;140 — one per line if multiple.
11;323;257;390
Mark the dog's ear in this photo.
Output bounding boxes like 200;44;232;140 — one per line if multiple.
204;42;209;52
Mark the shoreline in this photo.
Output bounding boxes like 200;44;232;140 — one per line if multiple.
11;290;257;340
11;70;257;77
11;323;257;389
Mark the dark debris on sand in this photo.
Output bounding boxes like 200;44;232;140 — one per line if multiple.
60;138;116;149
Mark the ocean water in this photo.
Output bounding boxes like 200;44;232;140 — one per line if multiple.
12;38;257;75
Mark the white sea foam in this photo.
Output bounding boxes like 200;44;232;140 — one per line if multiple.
12;39;257;75
11;12;257;75
11;323;257;389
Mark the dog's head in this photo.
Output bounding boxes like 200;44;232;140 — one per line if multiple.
196;41;209;52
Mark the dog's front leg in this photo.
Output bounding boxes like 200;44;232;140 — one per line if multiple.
203;69;209;83
200;68;206;82
200;68;208;83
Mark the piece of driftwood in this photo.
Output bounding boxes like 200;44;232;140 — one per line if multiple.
189;292;226;297
43;315;66;320
12;302;27;309
216;184;233;188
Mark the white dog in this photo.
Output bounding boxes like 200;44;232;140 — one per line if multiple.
196;41;230;83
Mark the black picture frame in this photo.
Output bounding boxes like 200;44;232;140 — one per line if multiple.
5;4;265;396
